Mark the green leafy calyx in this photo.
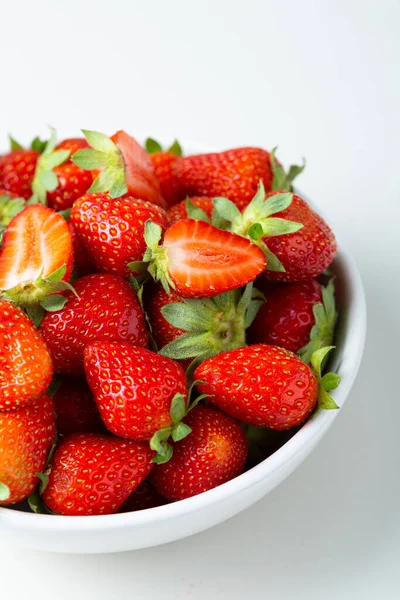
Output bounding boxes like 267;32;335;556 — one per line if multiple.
72;129;128;199
29;128;70;205
139;220;173;294
298;279;338;364
310;346;340;410
145;137;183;156
271;147;306;191
159;282;264;364
0;194;26;243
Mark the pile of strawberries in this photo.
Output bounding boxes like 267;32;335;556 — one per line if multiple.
0;129;340;516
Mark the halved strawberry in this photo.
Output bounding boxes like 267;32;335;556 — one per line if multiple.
143;219;266;298
71;129;166;208
0;205;74;322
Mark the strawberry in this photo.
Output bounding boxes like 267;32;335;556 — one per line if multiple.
149;404;248;501
167;196;214;225
174;147;304;211
55;138;89;154
145;138;184;208
0;149;39;199
71;129;166;208
248;279;337;362
68;221;95;276
0;300;53;410
42;433;154;516
0;190;25;242
195;344;340;431
0;204;74;322
39;274;148;376
118;479;168;512
70;193;168;279
84;342;190;460
218;184;337;281
0;394;55;505
143;219;266;298
53;377;106;436
145;282;264;367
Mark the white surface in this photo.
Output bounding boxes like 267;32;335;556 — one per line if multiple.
0;0;399;596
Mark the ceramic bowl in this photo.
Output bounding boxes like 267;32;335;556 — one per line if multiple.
0;160;366;553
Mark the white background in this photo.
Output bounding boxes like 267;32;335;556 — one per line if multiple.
1;0;400;598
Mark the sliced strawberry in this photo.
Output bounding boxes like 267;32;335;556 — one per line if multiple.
0;205;73;314
144;219;266;298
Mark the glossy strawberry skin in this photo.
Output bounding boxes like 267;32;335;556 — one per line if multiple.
0;300;53;410
149;404;248;501
42;433;154;516
56;138;89;154
118;479;168;512
264;193;337;281
0;395;56;505
195;344;318;430
167;196;214;225
150;152;183;208
84;342;187;441
111;130;166;208
39;274;148;376
163;219;266;298
53;377;106;436
144;283;184;349
71;193;168;279
175;148;273;211
248;280;323;352
47;164;93;212
0;150;39;199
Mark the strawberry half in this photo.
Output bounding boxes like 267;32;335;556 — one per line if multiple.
195;344;340;430
149;404;248;501
39;273;148;376
143;219;266;298
0;204;74;323
0;300;53;410
71;129;166;208
70;193;168;279
0;395;55;505
42;433;154;516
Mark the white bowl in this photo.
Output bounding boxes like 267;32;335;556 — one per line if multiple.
0;166;366;553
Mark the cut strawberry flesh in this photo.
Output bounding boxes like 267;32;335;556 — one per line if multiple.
0;205;73;290
163;219;266;297
111;130;166;208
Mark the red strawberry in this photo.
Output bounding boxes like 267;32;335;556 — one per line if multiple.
70;193;168;279
47;139;93;210
144;219;266;298
0;149;39;199
0;205;74;317
68;221;95;276
84;342;187;444
56;138;89;154
174;148;274;211
71;129;166;208
167;196;214;225
195;344;341;430
42;433;154;516
248;280;337;359
144;283;185;350
53;377;106;436
149;404;248;501
149;153;182;208
119;480;168;512
40;273;148;376
0;395;55;505
0;300;53;410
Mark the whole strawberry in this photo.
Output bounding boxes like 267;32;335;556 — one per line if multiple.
0;300;53;410
84;342;189;455
0;395;55;505
143;219;266;298
72;129;166;208
149;404;248;501
167;196;214;225
248;279;337;362
195;344;340;430
42;433;154;516
146;138;184;207
40;274;148;376
118;480;168;512
68;221;95;276
0;148;39;199
53;377;106;436
70;193;168;279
